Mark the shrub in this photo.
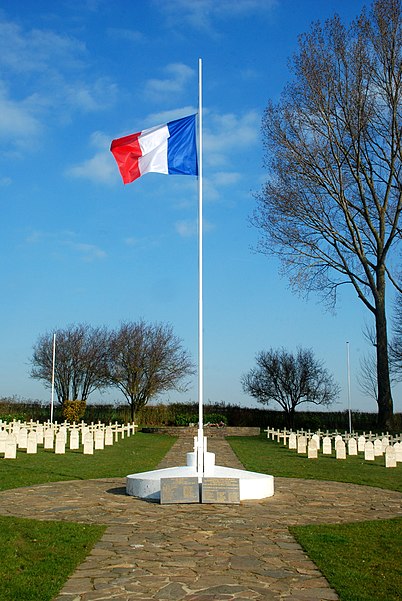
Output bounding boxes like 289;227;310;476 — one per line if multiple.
63;400;86;422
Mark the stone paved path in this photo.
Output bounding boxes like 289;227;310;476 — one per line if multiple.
0;437;401;600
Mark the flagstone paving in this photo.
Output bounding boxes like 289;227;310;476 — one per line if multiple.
0;437;401;600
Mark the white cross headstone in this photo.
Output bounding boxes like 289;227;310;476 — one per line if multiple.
364;440;375;461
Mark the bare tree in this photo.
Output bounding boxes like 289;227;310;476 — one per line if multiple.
390;292;402;378
31;324;110;406
242;348;339;427
253;0;402;428
107;320;194;420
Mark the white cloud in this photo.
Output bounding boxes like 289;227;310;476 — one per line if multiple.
0;83;42;148
107;27;145;43
66;242;107;262
204;110;259;166
0;19;85;74
175;218;214;237
66;151;116;185
212;171;241;186
25;228;106;262
63;78;119;112
155;0;277;33
147;105;198;127
65;131;117;184
144;63;195;101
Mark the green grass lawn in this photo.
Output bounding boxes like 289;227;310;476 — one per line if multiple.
228;434;402;492
290;518;402;601
0;432;176;491
228;434;402;601
0;516;106;601
0;432;175;601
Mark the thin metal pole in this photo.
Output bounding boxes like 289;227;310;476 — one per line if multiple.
197;57;204;476
50;333;56;424
346;341;352;434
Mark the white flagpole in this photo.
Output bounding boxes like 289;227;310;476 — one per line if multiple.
197;57;204;476
346;341;352;434
50;333;56;424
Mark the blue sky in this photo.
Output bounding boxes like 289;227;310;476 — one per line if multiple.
1;0;399;416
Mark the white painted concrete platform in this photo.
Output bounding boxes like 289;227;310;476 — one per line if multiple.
126;458;274;501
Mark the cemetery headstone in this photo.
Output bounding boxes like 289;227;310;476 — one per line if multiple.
55;431;66;454
358;435;366;452
348;438;358;456
5;433;17;459
311;434;320;449
307;439;318;459
18;427;28;449
288;433;297;450
105;426;113;446
322;436;332;455
297;435;307;454
94;429;105;450
374;439;383;456
70;428;80;450
83;432;94;455
385;445;397;468
382;437;390;452
394;442;402;463
335;440;346;459
26;430;38;454
44;429;54;450
36;424;44;445
0;429;7;453
364;440;375;461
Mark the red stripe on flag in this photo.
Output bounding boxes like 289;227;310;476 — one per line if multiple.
110;132;142;184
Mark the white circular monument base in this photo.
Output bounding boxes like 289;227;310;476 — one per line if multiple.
126;464;274;501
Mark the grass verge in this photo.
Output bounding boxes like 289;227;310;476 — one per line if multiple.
290;518;402;601
228;435;402;601
0;432;175;599
227;435;402;492
0;515;106;601
0;432;176;491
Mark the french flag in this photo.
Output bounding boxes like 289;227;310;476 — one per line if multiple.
110;114;198;184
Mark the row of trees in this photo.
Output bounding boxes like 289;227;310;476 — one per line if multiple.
254;0;402;429
31;322;194;420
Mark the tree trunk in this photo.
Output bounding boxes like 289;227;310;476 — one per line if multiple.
375;269;394;430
